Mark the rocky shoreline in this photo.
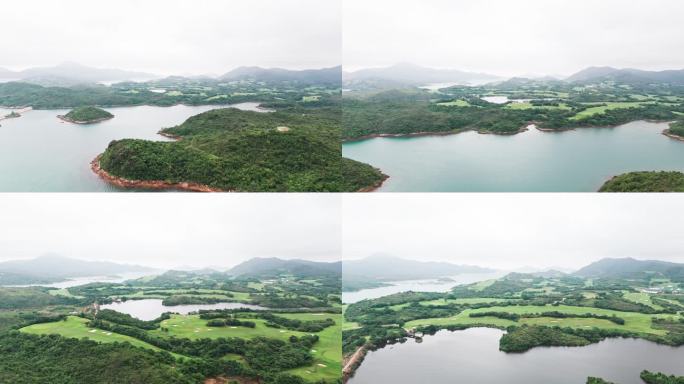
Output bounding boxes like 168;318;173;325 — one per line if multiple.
662;129;684;142
357;173;390;192
90;155;226;192
58;115;114;124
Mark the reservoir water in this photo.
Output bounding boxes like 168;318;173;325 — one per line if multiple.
0;102;267;191
342;272;504;304
101;299;267;321
349;328;684;384
342;120;684;192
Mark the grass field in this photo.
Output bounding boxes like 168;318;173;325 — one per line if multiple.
623;292;663;310
286;313;341;382
437;99;471;107
504;102;571;110
570;102;648;120
21;316;170;353
405;305;678;336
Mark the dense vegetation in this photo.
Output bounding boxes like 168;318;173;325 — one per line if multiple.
98;104;377;192
1;264;342;383
344;269;684;378
342;83;684;140
599;171;684;192
62;106;113;123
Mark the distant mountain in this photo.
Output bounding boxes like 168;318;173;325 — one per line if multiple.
573;257;684;280
227;257;341;277
566;66;684;85
220;66;341;84
0;254;155;285
344;63;501;86
2;62;157;86
343;254;495;283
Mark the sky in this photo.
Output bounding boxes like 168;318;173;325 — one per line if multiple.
0;0;340;75
342;194;684;271
343;0;684;77
0;194;341;269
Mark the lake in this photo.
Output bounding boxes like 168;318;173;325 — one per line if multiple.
0;102;268;191
349;328;684;384
101;299;267;321
342;120;684;192
342;272;505;304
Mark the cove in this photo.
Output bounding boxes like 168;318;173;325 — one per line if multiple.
0;102;267;191
101;299;268;321
349;328;684;384
342;120;684;192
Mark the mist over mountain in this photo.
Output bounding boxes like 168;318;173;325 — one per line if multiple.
343;254;495;282
0;254;156;285
573;257;684;280
220;66;341;84
566;66;684;85
0;62;158;86
344;63;501;86
227;257;341;278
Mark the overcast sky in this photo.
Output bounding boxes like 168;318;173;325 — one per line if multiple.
343;194;684;271
344;0;684;77
0;0;340;75
0;194;341;269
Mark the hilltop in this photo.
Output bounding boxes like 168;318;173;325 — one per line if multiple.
59;106;114;124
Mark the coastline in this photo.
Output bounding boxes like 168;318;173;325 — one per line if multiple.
662;129;684;142
90;155;227;192
357;173;389;192
58;115;114;124
344;119;676;142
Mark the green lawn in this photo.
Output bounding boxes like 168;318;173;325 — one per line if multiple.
286;313;341;383
570;102;648;120
504;102;571;110
623;292;663;310
405;305;677;335
437;99;471;107
21;316;169;353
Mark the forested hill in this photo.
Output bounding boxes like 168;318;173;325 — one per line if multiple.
98;104;383;192
574;258;684;281
228;257;341;278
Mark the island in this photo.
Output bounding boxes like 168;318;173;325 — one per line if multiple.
92;105;384;192
58;106;114;124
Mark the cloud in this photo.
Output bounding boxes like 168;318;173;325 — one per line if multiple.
0;194;341;269
342;194;684;270
1;0;341;75
343;0;684;76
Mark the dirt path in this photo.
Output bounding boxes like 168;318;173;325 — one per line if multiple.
342;345;366;374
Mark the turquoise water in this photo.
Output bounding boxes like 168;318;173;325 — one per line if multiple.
0;102;265;191
342;121;684;191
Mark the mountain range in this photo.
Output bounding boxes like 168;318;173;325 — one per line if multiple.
227;257;341;278
0;62;341;86
343;254;495;282
573;257;684;280
0;254;156;285
565;66;684;85
343;63;501;87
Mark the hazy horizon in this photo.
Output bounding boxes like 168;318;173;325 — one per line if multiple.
1;0;341;76
0;194;341;269
342;194;684;270
344;0;684;77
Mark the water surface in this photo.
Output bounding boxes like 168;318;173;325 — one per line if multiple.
350;328;684;384
0;102;266;191
342;272;504;304
343;121;684;191
101;299;267;320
